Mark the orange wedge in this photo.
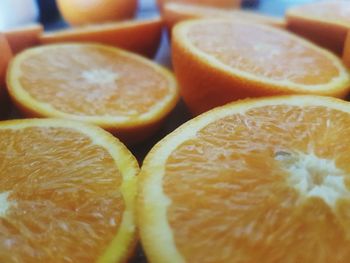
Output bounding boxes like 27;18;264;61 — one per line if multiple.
4;23;43;54
172;19;350;115
287;0;350;55
139;95;350;263
57;0;138;26
39;18;163;58
163;2;286;32
0;118;138;262
7;43;179;144
157;0;241;12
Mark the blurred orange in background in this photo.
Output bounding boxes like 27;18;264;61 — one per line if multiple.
57;0;138;26
157;0;241;12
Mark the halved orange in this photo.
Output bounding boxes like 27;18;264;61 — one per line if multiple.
39;18;163;58
0;118;138;262
7;43;179;144
139;95;350;263
4;23;43;54
57;0;138;26
163;2;286;32
157;0;241;12
172;19;350;115
286;0;350;55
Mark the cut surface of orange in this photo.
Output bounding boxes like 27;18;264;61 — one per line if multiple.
0;118;138;263
39;18;163;58
172;19;350;115
163;2;286;31
57;0;138;26
7;43;179;144
4;23;43;54
157;0;241;12
139;95;350;263
287;0;350;55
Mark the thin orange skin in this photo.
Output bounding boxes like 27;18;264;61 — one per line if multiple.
57;0;138;26
163;4;286;34
342;30;350;68
157;0;241;12
0;34;12;99
286;13;348;55
39;18;163;58
172;25;350;116
6;95;176;145
4;24;43;54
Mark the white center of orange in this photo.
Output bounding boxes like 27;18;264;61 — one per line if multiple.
0;191;13;217
276;152;349;207
81;69;120;85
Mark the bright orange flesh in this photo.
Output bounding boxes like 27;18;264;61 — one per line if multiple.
4;24;43;54
7;44;179;144
286;1;350;55
139;96;350;263
189;22;338;85
57;0;138;26
172;19;350;115
163;2;286;32
39;18;163;58
165;105;350;262
0;120;138;263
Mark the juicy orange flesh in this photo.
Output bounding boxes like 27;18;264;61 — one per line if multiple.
291;1;350;23
188;22;339;85
165;105;350;262
0;127;124;262
19;45;169;116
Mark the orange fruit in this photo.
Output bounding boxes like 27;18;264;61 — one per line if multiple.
4;23;43;54
172;19;350;115
163;2;286;32
7;43;179;144
0;118;138;262
287;0;350;55
39;18;163;58
57;0;138;26
157;0;241;12
139;95;350;263
342;30;350;68
0;33;12;95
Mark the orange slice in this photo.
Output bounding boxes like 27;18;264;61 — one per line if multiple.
4;23;43;54
157;0;241;12
57;0;138;26
163;2;286;32
139;95;350;263
286;0;350;55
0;118;138;263
7;43;179;144
172;19;350;115
39;18;163;58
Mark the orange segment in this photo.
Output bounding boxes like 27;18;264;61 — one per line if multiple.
4;23;43;54
0;118;138;263
39;18;163;58
286;0;350;55
139;95;350;263
163;2;286;32
57;0;138;26
7;43;179;144
172;19;350;115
